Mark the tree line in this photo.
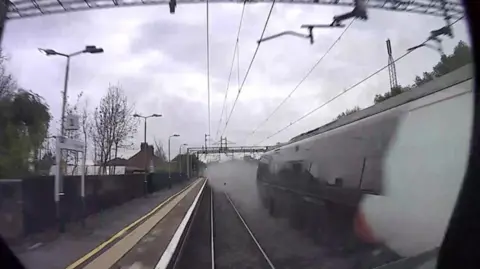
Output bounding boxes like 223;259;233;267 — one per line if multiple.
336;40;472;119
0;51;51;178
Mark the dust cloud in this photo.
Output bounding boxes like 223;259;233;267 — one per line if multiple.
204;160;263;211
203;159;332;268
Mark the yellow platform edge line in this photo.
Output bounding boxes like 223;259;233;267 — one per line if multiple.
65;178;203;269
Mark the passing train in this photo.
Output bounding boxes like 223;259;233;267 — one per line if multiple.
256;64;473;268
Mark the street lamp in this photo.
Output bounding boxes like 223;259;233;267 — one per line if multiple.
168;134;180;188
39;45;104;137
39;45;103;233
133;113;162;195
179;143;188;175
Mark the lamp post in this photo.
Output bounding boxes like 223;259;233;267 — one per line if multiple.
179;143;188;176
168;134;180;189
39;46;104;137
133;113;162;195
39;45;103;233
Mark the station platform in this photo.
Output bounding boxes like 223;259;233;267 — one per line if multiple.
16;178;206;269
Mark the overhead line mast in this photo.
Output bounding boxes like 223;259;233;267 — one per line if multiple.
386;39;398;90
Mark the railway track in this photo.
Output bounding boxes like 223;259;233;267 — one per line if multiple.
162;181;275;269
213;190;275;269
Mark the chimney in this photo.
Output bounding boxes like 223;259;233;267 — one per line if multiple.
140;142;148;151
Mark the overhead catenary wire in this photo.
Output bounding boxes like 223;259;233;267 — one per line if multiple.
245;18;356;142
254;15;466;145
206;0;211;143
452;15;465;26
254;49;415;145
221;0;276;138
237;28;241;92
215;2;247;141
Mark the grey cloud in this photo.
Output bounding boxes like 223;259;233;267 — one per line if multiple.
0;3;472;152
127;4;340;97
129;11;243;90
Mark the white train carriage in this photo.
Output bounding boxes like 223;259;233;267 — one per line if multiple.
256;64;473;268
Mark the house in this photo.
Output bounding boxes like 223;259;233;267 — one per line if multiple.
125;142;163;173
104;157;129;174
105;157;128;167
171;153;206;174
170;154;184;172
102;143;163;174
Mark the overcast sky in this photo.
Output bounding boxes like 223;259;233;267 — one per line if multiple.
1;3;470;160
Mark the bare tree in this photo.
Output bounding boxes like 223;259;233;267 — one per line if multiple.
90;84;137;173
154;138;167;163
113;104;137;158
0;50;16;98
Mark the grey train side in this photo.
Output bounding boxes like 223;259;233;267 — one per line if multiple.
256;64;473;268
256;110;403;267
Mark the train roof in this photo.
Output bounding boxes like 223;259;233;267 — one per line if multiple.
288;64;473;144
